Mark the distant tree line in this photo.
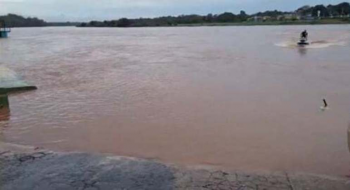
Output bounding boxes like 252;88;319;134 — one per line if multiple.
46;22;81;27
253;10;291;17
0;14;80;27
296;2;350;17
0;14;46;27
80;11;249;27
79;2;350;27
0;2;349;28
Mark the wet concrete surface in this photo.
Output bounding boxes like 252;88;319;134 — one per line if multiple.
0;144;349;190
0;148;174;190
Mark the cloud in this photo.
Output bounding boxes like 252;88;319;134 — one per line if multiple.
0;0;347;22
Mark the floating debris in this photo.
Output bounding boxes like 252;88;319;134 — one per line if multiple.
320;99;329;111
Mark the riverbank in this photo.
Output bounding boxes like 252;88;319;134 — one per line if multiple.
177;19;350;27
0;143;349;190
78;17;350;28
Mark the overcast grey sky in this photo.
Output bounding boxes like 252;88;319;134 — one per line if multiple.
0;0;347;22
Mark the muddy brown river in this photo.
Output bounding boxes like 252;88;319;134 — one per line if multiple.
1;25;350;176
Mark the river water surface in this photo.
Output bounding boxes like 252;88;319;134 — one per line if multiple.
1;25;350;176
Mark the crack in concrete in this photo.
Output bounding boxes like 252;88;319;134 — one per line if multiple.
81;180;98;190
16;152;51;163
285;172;295;190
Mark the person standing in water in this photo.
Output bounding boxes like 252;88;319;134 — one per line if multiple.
301;30;308;40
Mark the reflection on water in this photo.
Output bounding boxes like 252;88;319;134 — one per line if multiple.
275;39;346;49
297;47;307;56
0;25;350;176
0;107;10;121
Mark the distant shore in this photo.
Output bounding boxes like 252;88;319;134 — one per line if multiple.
175;19;350;27
1;2;349;28
77;18;350;28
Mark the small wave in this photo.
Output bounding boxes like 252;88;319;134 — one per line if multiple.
41;139;68;144
311;40;328;44
275;40;346;49
275;42;297;48
0;66;34;89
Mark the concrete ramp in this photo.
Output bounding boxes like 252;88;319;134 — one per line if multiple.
0;66;37;93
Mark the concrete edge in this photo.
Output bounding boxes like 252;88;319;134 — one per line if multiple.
1;142;350;190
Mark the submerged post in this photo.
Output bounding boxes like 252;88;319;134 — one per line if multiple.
0;90;10;121
0;89;9;109
323;99;328;108
0;94;9;108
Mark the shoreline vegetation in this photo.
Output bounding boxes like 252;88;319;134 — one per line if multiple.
0;2;349;28
0;14;79;27
174;19;350;27
79;2;350;27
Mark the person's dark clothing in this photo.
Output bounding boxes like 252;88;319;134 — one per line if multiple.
301;30;308;39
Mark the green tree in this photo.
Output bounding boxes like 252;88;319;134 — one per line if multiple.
217;12;237;22
117;18;131;27
312;5;330;17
